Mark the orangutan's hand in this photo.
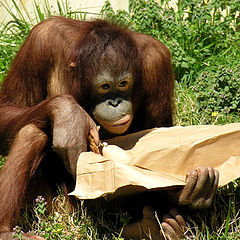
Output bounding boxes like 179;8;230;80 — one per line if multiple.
178;167;219;209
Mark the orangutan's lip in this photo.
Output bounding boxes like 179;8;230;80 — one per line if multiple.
106;115;131;127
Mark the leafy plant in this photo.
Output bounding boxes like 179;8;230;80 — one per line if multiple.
193;65;240;124
16;194;125;240
0;33;23;85
12;226;25;239
100;0;240;83
22;196;93;239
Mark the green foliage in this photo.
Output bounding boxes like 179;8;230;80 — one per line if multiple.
101;0;240;83
0;0;88;33
20;196;95;239
0;34;23;84
31;196;78;239
32;0;89;22
0;0;32;35
15;186;240;240
17;195;124;239
194;65;240;124
12;226;25;239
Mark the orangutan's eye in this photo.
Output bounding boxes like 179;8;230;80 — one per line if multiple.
98;83;111;94
118;79;131;91
101;84;110;90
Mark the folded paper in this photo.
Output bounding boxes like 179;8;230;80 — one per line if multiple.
70;123;240;200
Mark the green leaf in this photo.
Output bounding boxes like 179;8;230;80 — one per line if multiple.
181;62;189;68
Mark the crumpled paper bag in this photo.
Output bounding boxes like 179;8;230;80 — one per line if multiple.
70;123;240;200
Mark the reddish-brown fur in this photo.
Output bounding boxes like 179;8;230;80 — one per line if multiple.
0;16;174;235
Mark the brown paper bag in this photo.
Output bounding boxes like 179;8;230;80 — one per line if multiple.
70;123;240;200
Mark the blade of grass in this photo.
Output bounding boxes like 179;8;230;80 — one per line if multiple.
34;1;45;22
223;198;232;237
57;0;64;16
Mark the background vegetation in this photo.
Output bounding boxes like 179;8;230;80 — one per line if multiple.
0;0;239;239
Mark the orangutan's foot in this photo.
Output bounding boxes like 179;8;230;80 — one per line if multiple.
122;206;187;240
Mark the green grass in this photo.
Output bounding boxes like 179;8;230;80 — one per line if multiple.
0;0;240;239
174;82;240;126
